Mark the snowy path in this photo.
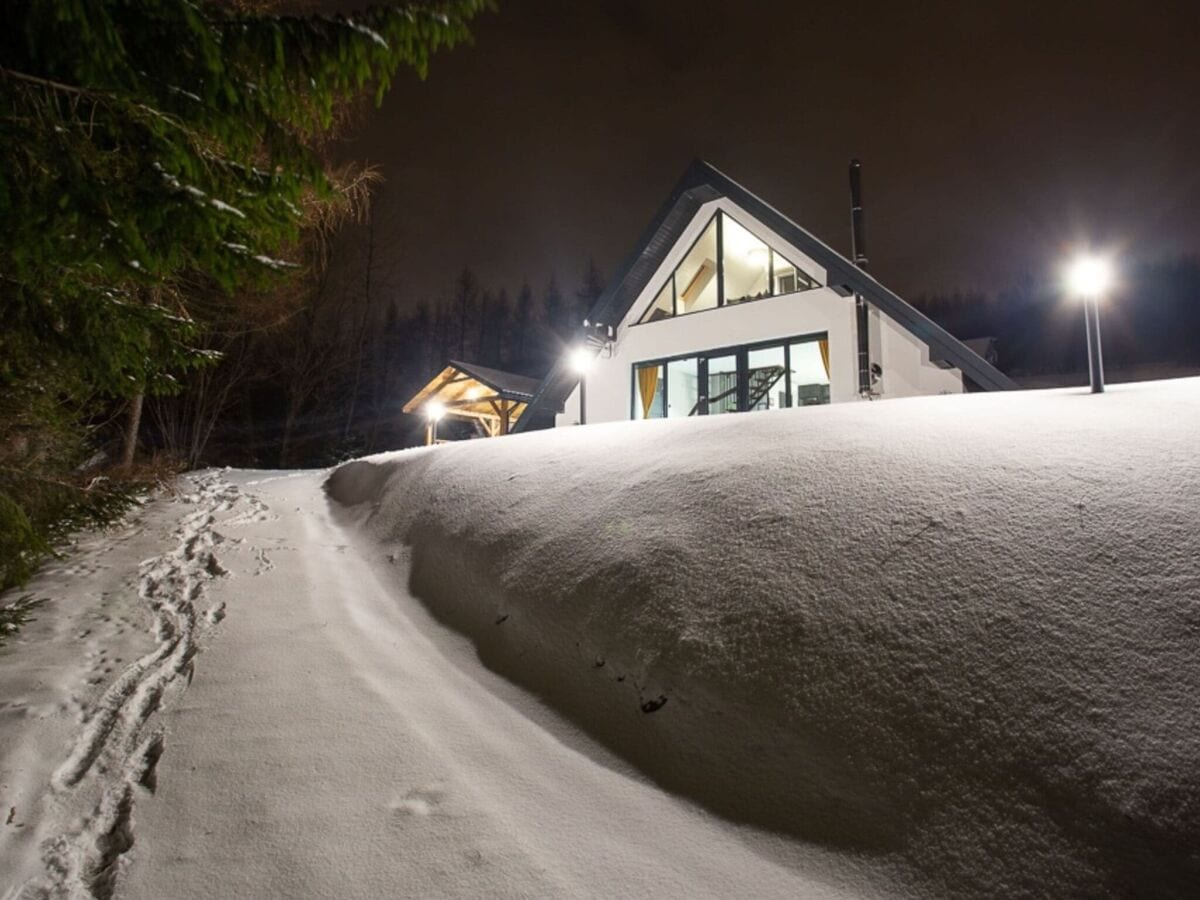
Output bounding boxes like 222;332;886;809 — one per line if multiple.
3;469;871;899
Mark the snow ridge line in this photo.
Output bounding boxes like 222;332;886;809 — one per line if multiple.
24;471;256;900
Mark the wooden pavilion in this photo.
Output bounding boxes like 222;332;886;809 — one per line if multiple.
402;360;541;444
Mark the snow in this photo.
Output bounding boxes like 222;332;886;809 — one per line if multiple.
325;377;1200;896
2;378;1198;898
208;198;246;219
345;20;389;50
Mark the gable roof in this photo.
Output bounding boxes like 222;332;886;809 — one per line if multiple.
401;360;541;426
446;360;542;399
513;160;1016;431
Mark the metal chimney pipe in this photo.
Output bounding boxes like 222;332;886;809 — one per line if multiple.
850;159;868;268
849;159;871;395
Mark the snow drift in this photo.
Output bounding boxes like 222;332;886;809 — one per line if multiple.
327;378;1200;897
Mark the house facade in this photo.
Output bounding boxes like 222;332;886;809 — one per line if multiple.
514;161;1013;431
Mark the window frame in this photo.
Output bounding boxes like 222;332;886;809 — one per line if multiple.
636;211;821;326
629;331;829;419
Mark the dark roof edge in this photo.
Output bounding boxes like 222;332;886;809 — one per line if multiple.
693;161;1017;392
446;359;540;399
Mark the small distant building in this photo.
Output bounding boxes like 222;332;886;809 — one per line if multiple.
405;160;1014;440
402;360;540;444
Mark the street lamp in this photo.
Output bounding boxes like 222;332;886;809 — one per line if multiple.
1066;254;1113;394
424;400;445;445
568;346;595;425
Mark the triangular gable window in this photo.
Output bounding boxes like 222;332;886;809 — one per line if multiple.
638;211;820;324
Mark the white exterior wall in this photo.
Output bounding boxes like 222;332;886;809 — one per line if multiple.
876;316;965;398
556;198;964;426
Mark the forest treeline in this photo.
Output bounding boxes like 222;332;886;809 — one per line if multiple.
145;246;606;470
155;246;1200;472
911;256;1200;380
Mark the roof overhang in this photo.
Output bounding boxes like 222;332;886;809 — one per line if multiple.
402;364;534;426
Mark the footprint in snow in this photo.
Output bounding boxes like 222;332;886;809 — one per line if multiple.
390;787;444;817
640;695;668;714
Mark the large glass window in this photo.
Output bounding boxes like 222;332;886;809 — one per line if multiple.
747;345;788;411
722;216;771;305
632;333;830;421
643;280;673;323
666;357;699;417
638;212;820;324
787;338;831;406
705;354;740;415
633;362;664;419
675;217;719;315
774;256;819;295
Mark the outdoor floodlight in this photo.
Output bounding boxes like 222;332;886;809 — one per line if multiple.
1065;253;1113;394
425;400;446;421
568;345;594;425
1066;255;1114;299
569;345;595;374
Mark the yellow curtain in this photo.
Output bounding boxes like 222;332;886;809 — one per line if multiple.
818;339;830;380
637;365;659;418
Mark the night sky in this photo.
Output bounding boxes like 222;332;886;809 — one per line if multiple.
340;0;1200;309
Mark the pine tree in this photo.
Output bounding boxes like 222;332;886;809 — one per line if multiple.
575;258;605;326
0;0;488;587
452;267;479;359
511;279;535;373
1;0;486;399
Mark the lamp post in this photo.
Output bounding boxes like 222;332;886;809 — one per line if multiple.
568;346;594;425
424;400;445;445
1065;255;1113;394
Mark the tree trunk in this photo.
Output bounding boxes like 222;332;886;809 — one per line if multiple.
120;391;144;471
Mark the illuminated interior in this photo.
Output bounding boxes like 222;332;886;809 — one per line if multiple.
638;211;820;324
632;333;830;419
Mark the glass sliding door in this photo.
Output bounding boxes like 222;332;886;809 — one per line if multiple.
787;338;831;406
705;354;740;415
747;344;788;411
633;362;665;419
666;357;700;417
631;331;830;421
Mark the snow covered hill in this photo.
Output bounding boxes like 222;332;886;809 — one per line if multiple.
2;379;1197;899
328;378;1200;897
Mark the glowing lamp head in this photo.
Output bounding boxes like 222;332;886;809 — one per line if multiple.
424;400;446;422
464;386;483;400
1066;255;1113;299
568;346;594;374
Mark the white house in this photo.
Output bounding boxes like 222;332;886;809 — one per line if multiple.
514;160;1014;432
